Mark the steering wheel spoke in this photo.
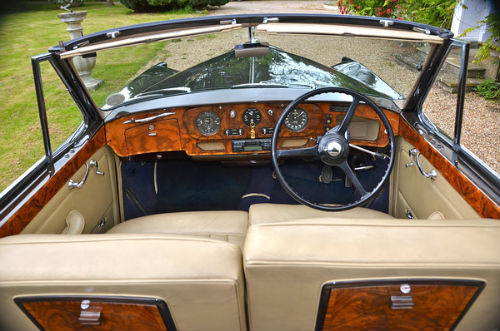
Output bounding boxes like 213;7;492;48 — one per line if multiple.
338;161;367;197
271;86;395;211
276;145;318;159
338;96;359;134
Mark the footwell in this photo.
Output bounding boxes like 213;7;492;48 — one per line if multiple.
121;157;389;220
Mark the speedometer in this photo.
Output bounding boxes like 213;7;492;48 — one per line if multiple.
284;108;308;132
196;111;221;136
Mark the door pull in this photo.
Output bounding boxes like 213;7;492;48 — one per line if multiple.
68;163;89;189
406;148;437;180
68;159;103;189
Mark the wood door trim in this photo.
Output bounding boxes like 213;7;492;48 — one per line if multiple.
399;119;500;219
0;127;106;238
315;278;485;331
15;295;176;331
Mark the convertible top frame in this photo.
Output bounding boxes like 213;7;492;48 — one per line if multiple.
59;20;444;59
49;14;452;56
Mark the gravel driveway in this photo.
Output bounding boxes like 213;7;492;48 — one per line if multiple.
424;89;500;173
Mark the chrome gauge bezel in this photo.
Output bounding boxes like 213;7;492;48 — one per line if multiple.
196;111;221;136
284;107;308;132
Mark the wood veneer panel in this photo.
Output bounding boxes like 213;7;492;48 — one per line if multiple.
0;128;106;238
399;119;500;219
106;103;398;157
17;297;172;331
124;118;182;155
106;109;184;157
180;103;323;140
320;283;480;331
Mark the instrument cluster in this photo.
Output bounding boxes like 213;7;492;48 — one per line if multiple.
190;103;312;139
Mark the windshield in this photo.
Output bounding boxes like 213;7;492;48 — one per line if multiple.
77;27;427;110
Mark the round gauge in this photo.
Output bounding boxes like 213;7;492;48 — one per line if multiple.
242;108;262;127
284;108;308;132
196;111;221;136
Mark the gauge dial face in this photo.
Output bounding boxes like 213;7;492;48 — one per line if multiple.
196;111;221;136
242;108;262;127
284;108;308;132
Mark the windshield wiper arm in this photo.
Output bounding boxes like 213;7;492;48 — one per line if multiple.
231;82;314;89
232;82;286;89
134;86;191;98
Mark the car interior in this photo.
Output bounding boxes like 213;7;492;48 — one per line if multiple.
0;16;499;331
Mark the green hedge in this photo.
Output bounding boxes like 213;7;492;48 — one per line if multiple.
339;0;457;29
120;0;228;12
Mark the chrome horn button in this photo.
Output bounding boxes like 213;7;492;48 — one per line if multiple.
318;132;349;166
326;141;342;157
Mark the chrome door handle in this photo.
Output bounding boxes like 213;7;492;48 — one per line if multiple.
68;159;103;189
406;148;437;180
414;151;438;180
68;163;89;189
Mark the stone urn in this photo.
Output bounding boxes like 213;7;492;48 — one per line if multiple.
58;11;103;91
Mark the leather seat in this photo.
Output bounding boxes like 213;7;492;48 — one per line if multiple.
107;205;391;249
244;218;500;331
249;203;393;225
108;210;248;249
0;233;246;331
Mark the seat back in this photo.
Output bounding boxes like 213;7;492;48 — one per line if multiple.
0;234;246;331
249;203;392;225
244;218;500;331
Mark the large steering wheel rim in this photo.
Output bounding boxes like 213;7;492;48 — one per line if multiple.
271;87;395;211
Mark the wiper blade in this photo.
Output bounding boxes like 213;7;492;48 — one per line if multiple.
231;82;315;89
232;82;285;89
133;86;191;98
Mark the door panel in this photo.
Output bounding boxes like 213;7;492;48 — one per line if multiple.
21;146;119;234
393;138;479;219
0;128;107;237
396;118;500;219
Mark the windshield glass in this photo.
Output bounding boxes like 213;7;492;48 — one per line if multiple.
76;27;427;110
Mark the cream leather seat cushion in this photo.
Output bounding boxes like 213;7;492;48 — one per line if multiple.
0;234;246;331
244;218;500;331
108;210;248;249
249;203;393;225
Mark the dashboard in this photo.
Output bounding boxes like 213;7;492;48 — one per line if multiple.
105;102;400;158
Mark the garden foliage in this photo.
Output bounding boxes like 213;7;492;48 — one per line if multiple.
120;0;227;12
338;0;457;29
462;13;500;65
475;79;500;99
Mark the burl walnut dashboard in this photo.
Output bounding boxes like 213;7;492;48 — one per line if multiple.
105;102;400;158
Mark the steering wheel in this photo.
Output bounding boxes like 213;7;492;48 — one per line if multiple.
271;87;395;211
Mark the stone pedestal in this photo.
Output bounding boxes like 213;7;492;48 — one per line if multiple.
58;11;103;91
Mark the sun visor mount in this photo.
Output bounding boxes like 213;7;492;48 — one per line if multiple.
234;42;270;58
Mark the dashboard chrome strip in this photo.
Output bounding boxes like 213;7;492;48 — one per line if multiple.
123;112;176;124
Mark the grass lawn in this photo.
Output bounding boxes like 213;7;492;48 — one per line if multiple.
0;2;197;192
